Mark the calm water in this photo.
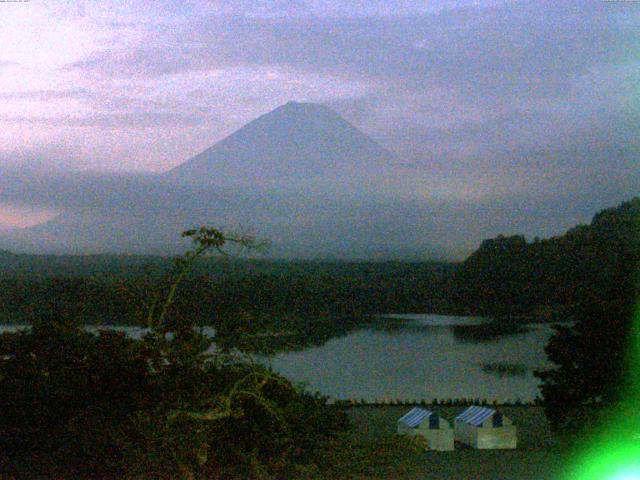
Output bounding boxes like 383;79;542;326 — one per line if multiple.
0;315;559;402
263;315;558;403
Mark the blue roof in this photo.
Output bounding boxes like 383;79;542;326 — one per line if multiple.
455;406;497;426
398;407;434;427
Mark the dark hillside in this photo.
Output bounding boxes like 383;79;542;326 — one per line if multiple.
450;197;640;320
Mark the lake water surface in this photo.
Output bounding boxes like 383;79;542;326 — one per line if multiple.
263;314;558;403
0;314;559;402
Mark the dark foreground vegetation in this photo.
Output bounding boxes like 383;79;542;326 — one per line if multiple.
536;198;640;434
0;229;351;479
0;197;637;478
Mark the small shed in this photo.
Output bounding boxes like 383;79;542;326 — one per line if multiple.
397;407;454;451
454;406;516;449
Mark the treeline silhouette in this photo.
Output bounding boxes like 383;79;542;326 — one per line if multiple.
0;261;454;321
1;198;638;343
536;197;639;432
335;398;535;407
448;197;640;321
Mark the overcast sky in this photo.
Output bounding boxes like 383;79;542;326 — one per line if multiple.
0;0;638;245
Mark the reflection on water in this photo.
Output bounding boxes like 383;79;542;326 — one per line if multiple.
376;314;485;327
451;323;530;343
371;315;531;343
0;315;563;403
264;314;561;403
479;362;529;377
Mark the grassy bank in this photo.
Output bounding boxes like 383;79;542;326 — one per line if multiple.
322;406;569;479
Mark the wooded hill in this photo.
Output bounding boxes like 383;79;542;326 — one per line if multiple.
449;197;640;320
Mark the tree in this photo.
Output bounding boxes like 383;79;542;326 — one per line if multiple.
0;311;152;477
0;227;348;479
536;198;640;433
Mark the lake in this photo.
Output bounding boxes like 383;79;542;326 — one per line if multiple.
0;314;559;403
262;314;559;403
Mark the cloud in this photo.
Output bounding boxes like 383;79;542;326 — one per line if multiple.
0;111;206;128
60;0;638;154
0;164;221;213
66;1;634;91
1;163;633;259
0;0;638;256
0;89;90;100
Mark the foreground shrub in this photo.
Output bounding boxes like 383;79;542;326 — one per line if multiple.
0;227;349;479
0;315;152;477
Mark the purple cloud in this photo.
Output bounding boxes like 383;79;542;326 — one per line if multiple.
0;89;90;100
0;111;206;128
0;0;637;254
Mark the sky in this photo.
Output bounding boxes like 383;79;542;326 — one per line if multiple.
0;0;638;253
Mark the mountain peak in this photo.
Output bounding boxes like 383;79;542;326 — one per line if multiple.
166;101;395;188
256;100;342;124
260;101;347;126
278;100;331;112
283;100;312;108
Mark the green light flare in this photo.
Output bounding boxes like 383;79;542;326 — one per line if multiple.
611;469;640;480
568;441;640;480
566;304;640;480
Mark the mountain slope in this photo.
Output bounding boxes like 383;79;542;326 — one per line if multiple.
0;102;443;258
166;101;398;192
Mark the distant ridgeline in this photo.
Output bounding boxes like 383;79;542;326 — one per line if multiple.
0;255;453;350
449;197;640;321
0;197;637;335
